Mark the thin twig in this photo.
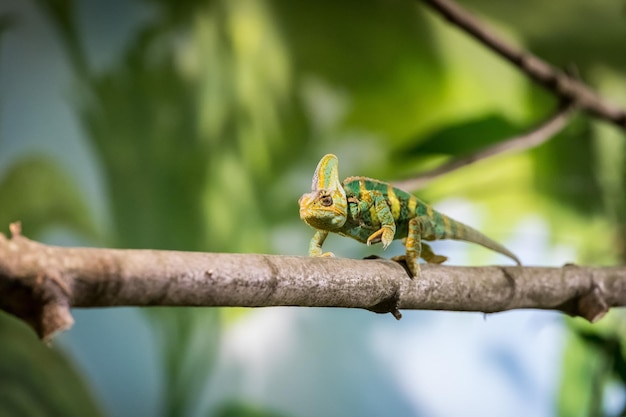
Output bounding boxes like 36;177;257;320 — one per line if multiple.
1;224;624;341
393;103;575;191
419;0;626;129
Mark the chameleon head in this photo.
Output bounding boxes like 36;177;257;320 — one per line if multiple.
298;154;348;230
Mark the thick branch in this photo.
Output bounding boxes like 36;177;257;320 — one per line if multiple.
1;224;624;341
419;0;626;129
393;104;574;191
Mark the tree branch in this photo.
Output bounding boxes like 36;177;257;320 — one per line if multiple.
393;103;575;191
1;223;624;342
419;0;626;129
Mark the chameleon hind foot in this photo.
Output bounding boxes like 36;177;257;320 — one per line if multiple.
420;243;448;264
392;242;447;278
309;247;335;258
391;255;420;278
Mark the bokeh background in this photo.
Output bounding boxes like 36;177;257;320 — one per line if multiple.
2;0;626;416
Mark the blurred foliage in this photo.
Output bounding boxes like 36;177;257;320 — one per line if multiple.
0;156;97;239
532;117;604;215
0;312;104;417
559;315;626;417
396;112;520;157
2;0;626;416
0;13;15;34
212;400;291;417
273;0;446;141
147;308;221;417
30;0;304;415
466;0;626;71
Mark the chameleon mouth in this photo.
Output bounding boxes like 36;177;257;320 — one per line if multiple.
300;207;346;230
331;207;345;217
299;205;342;218
302;215;331;230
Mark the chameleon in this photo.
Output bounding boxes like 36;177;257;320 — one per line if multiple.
298;153;520;277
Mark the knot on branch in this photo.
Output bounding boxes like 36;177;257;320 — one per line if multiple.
0;271;74;344
367;290;402;320
0;270;74;342
557;265;609;323
0;222;74;341
576;286;608;323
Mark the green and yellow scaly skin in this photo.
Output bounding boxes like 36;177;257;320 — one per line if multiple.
298;154;521;277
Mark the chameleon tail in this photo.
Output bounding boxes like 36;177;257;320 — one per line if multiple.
437;212;521;265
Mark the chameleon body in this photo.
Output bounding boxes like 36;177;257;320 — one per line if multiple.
298;154;520;277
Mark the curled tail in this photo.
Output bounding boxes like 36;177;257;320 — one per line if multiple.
435;212;521;265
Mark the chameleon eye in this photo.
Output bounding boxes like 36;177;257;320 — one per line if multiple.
320;195;333;207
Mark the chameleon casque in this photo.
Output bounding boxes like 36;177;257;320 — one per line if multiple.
298;154;521;277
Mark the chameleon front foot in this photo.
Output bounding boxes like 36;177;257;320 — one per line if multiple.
366;226;395;249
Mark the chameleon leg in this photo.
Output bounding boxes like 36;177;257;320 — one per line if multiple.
366;192;396;249
309;230;334;257
404;217;422;277
420;243;448;264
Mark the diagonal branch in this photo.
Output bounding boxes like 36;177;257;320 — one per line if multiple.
1;223;624;342
419;0;626;129
393;103;575;191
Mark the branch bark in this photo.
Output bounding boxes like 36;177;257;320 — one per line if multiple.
393;103;575;191
1;223;624;342
419;0;626;129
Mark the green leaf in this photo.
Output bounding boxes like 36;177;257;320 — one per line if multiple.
0;156;97;240
0;312;104;417
396;112;520;158
212;400;291;417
